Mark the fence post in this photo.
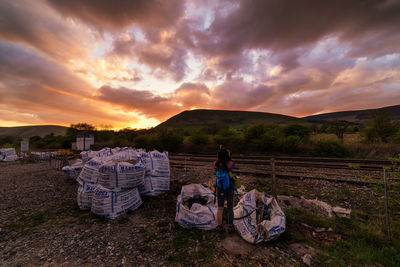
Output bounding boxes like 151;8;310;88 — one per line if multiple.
383;168;391;241
271;157;277;200
184;157;187;177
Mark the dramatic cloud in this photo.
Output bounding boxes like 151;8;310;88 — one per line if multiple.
0;0;399;128
47;0;185;31
174;82;211;108
200;0;400;56
95;86;181;121
0;41;136;127
211;80;273;110
111;35;188;81
0;0;91;63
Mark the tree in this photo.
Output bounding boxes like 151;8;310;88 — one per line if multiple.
365;112;398;143
66;123;96;142
330;120;349;141
70;123;96;131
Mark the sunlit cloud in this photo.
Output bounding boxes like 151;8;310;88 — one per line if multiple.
0;0;399;129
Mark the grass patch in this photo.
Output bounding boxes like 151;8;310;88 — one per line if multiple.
286;208;332;228
277;188;301;197
323;187;353;203
167;226;217;265
284;207;400;266
248;178;272;192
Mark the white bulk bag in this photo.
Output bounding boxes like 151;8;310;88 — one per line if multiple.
98;161;145;190
81;147;113;163
77;157;103;184
175;184;218;230
91;185;142;219
233;189;286;244
62;160;83;180
149;150;170;176
103;147;138;163
137;151;152;172
139;175;170;196
138;150;170;196
0;148;18;161
77;180;97;210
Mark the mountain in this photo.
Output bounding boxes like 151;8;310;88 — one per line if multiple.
0;125;68;138
303;105;400;123
157;109;305;129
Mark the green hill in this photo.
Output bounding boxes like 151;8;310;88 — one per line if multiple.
157;109;305;129
0;125;68;138
303;104;400;123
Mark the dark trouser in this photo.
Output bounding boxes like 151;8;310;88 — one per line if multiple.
217;186;234;225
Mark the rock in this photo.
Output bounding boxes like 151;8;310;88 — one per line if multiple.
333;206;351;218
221;234;255;256
302;254;312;266
315;227;326;233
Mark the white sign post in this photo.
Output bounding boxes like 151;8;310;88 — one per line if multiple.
21;141;29;152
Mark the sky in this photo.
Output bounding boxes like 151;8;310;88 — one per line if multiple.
0;0;399;129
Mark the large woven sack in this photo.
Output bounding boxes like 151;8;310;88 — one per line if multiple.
175;184;218;230
233;189;286;244
91;185;142;219
98;161;145;190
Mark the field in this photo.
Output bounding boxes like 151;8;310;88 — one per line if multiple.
1;157;399;266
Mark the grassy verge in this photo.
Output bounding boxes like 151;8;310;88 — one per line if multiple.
282;207;400;266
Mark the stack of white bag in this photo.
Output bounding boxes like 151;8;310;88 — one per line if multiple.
76;147;145;219
175;184;218;230
62;160;83;179
0;148;18;162
91;156;144;219
77;148;120;211
138;150;170;196
233;189;286;244
76;147;170;218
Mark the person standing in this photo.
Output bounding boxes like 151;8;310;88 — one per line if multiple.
214;147;234;233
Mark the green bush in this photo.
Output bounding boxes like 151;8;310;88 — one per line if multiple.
388;129;400;144
158;129;183;152
188;130;209;146
257;133;278;152
283;124;311;140
244;123;282;152
279;135;302;152
313;139;350;157
134;135;150;149
214;128;238;146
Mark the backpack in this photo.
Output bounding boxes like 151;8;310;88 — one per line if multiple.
216;167;231;191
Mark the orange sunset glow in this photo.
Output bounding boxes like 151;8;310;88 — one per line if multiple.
1;0;400;129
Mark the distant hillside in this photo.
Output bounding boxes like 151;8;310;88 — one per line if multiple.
303;105;400;123
0;125;67;138
157;109;305;129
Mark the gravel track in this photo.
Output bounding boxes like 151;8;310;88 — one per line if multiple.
0;160;391;266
